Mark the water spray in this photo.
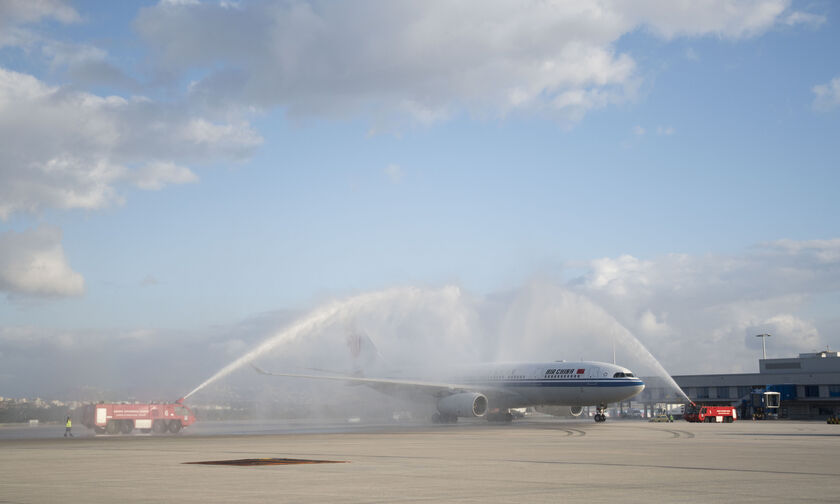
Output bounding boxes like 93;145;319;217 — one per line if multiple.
184;286;443;400
616;330;692;404
184;283;691;408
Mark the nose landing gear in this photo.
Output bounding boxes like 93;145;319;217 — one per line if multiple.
594;404;607;423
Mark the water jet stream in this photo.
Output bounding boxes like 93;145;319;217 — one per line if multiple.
185;287;426;400
185;284;691;406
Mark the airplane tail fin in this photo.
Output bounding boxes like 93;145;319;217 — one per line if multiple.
345;327;386;375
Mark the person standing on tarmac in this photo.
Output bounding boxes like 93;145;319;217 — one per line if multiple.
64;416;73;437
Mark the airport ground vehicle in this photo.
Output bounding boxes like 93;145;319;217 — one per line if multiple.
648;412;673;422
683;404;737;423
80;399;196;435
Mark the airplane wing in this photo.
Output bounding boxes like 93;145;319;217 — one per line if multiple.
252;364;478;399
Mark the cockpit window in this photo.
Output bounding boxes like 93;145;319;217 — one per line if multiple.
613;372;635;378
625;372;634;377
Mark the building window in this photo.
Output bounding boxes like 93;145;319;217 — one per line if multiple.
697;387;709;399
716;387;730;399
829;386;840;398
765;362;801;370
737;386;751;398
804;385;819;398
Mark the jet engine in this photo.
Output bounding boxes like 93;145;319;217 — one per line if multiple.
569;405;584;417
437;392;488;418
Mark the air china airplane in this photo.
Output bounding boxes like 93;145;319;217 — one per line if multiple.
253;334;645;423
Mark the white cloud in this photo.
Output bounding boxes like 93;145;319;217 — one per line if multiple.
813;77;840;111
627;0;789;39
180;118;262;149
633;125;646;136
0;0;78;25
384;164;404;184
684;48;699;61
41;40;138;90
767;238;840;263
0;67;262;219
0;226;84;297
140;274;159;287
572;239;840;373
0;0;79;49
758;314;821;353
134;0;798;125
130;161;198;190
657;125;675;135
783;11;826;27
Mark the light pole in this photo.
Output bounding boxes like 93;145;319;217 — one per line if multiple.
755;333;771;359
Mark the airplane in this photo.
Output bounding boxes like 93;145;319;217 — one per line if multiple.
253;332;645;423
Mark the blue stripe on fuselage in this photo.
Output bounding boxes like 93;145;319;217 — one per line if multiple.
465;379;645;388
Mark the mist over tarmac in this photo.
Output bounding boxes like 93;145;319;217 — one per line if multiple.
183;281;686;414
1;280;683;415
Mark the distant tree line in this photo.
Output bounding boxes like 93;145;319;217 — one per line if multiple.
0;403;70;424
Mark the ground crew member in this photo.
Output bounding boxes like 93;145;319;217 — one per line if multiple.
64;416;73;437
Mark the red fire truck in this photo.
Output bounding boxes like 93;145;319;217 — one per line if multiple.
81;398;196;435
683;404;737;423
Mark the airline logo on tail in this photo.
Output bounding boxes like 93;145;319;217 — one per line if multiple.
346;332;362;359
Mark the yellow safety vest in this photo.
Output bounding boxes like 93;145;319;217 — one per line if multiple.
66;419;71;428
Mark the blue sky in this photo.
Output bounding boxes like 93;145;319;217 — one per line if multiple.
1;1;839;396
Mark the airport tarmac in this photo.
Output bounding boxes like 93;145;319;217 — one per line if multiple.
2;417;839;503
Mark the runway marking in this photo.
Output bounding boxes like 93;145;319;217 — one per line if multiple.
624;425;695;439
501;459;839;477
184;457;347;466
562;428;586;437
661;428;695;439
724;432;840;438
528;424;587;436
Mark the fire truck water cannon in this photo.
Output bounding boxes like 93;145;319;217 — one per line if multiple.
80;399;196;435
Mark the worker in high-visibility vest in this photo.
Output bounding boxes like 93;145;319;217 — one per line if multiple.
64;416;73;437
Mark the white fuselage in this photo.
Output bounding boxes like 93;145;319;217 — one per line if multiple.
450;361;645;408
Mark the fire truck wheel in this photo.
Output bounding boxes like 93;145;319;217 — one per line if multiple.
106;421;119;434
120;420;133;434
168;420;182;433
152;420;167;434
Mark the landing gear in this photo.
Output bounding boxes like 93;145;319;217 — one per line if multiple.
431;412;458;424
594;404;607;423
486;410;514;423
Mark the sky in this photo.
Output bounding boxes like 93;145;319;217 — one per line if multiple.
1;0;839;399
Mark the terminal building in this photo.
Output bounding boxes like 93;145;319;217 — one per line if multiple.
636;350;840;420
